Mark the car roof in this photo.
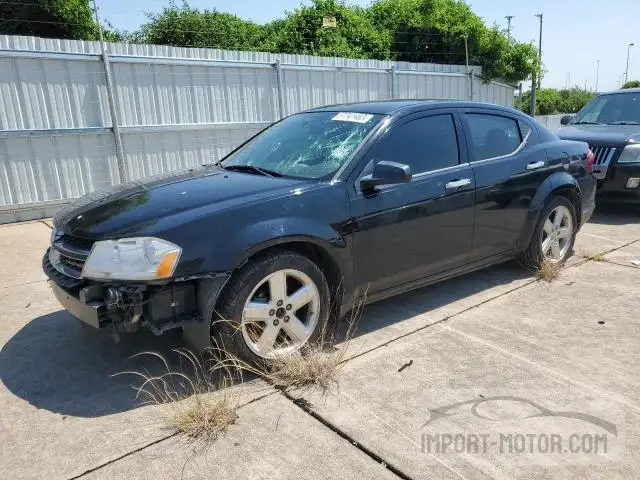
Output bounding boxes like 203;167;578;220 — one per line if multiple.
599;88;640;95
306;99;521;116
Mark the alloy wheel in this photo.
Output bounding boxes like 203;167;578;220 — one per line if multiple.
541;205;573;262
240;269;320;359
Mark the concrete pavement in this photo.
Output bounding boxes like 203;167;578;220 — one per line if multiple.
1;209;638;479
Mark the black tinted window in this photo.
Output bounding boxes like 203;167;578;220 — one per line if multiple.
466;114;522;161
371;114;459;174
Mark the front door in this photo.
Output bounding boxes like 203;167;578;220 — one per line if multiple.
349;111;476;295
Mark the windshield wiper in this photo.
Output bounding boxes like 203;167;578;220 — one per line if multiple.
220;164;283;178
608;121;640;125
571;121;605;125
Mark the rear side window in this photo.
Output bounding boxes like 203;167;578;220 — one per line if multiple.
466;114;522;161
370;114;459;174
518;120;532;141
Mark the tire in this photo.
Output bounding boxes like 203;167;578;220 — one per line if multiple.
213;249;331;364
518;195;577;268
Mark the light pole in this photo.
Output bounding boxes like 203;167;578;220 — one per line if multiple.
464;35;471;100
595;59;600;92
536;14;543;87
624;43;634;85
530;13;543;115
505;16;514;40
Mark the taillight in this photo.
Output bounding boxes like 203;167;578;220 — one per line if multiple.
586;149;595;173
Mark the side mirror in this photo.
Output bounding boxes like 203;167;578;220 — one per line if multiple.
360;160;412;191
560;114;574;126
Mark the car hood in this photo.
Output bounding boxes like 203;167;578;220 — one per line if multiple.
54;166;312;239
556;124;640;147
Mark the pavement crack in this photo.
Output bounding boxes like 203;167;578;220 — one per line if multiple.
67;433;179;480
344;279;537;364
39;220;53;230
1;279;48;290
440;323;640;414
345;237;640;365
278;388;414;480
69;391;277;479
602;259;640;271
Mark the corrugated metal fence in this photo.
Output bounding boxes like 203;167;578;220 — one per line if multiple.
535;114;567;132
0;35;516;223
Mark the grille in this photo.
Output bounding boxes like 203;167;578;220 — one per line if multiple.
59;255;85;271
589;145;617;179
49;231;93;279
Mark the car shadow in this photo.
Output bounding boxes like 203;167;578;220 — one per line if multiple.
588;205;640;225
0;312;192;418
1;261;530;418
343;260;530;340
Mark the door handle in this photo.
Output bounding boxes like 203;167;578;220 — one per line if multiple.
445;178;472;189
526;161;545;170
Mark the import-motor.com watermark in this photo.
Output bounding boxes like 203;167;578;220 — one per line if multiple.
422;432;609;455
417;391;625;465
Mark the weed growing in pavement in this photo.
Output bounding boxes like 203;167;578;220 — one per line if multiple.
118;293;365;441
535;260;562;282
116;349;242;442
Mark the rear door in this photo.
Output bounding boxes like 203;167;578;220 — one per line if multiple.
460;109;551;261
349;110;476;294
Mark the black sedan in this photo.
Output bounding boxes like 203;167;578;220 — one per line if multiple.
44;100;596;362
559;88;640;203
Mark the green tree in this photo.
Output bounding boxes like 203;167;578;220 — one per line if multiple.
265;0;391;59
136;1;267;50
369;0;483;64
131;0;537;83
369;0;538;83
0;0;98;40
520;87;596;115
557;87;596;113
622;80;640;89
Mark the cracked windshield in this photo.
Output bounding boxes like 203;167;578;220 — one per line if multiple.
222;111;382;179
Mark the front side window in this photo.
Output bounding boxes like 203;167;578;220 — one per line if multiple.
466;114;522;161
571;92;640;125
222;111;382;179
368;114;459;175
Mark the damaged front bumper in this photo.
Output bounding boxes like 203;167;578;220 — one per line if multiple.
43;249;229;336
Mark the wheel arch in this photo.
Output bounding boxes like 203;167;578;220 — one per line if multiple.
216;235;350;317
516;172;582;251
235;236;345;291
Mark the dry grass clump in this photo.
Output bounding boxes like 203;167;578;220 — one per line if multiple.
169;392;237;441
118;349;242;441
586;253;606;262
260;299;362;394
265;345;345;392
536;260;562;282
119;295;365;441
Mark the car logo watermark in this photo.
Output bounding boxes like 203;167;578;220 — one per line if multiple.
418;390;625;465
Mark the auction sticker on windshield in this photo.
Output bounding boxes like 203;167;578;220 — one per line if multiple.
332;112;374;123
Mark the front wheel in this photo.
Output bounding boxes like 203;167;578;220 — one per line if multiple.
518;196;577;267
214;249;331;364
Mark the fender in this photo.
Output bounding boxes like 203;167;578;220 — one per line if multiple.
198;216;352;289
516;172;582;251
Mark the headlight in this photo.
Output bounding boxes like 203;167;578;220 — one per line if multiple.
617;144;640;164
82;237;181;281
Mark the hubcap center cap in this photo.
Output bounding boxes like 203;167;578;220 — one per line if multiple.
275;307;286;319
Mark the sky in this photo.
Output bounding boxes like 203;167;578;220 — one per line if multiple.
96;0;640;92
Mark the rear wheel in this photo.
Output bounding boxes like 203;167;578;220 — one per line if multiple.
214;249;330;363
519;196;577;267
